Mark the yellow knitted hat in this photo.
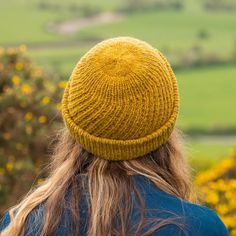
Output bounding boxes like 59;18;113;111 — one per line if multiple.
61;36;179;161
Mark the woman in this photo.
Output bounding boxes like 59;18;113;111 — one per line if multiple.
0;37;229;236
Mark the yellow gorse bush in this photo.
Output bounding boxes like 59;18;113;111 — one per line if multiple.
195;149;236;235
0;46;65;209
41;96;50;105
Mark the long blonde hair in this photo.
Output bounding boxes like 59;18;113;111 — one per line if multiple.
1;127;195;236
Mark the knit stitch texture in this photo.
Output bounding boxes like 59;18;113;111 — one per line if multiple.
61;36;179;160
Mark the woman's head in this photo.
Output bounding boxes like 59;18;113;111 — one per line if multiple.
62;36;179;161
1;37;194;236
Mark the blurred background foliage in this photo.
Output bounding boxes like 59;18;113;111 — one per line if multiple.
0;0;236;232
195;150;236;235
0;47;66;212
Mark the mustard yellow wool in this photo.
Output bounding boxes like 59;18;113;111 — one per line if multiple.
61;37;179;160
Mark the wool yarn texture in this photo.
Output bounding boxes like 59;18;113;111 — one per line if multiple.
61;36;179;161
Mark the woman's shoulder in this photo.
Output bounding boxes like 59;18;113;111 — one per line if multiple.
180;202;229;236
131;175;229;236
148;204;229;236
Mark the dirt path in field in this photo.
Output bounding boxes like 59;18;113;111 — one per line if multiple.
48;12;124;35
187;135;236;145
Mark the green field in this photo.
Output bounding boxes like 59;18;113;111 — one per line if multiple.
0;0;125;45
1;0;236;162
177;64;236;130
78;9;236;59
1;0;236;70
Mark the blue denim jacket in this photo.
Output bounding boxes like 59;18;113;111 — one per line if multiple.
0;175;229;236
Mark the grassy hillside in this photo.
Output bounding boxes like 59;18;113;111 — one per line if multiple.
1;0;236;64
0;0;125;45
0;1;61;44
78;8;236;59
177;64;236;130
